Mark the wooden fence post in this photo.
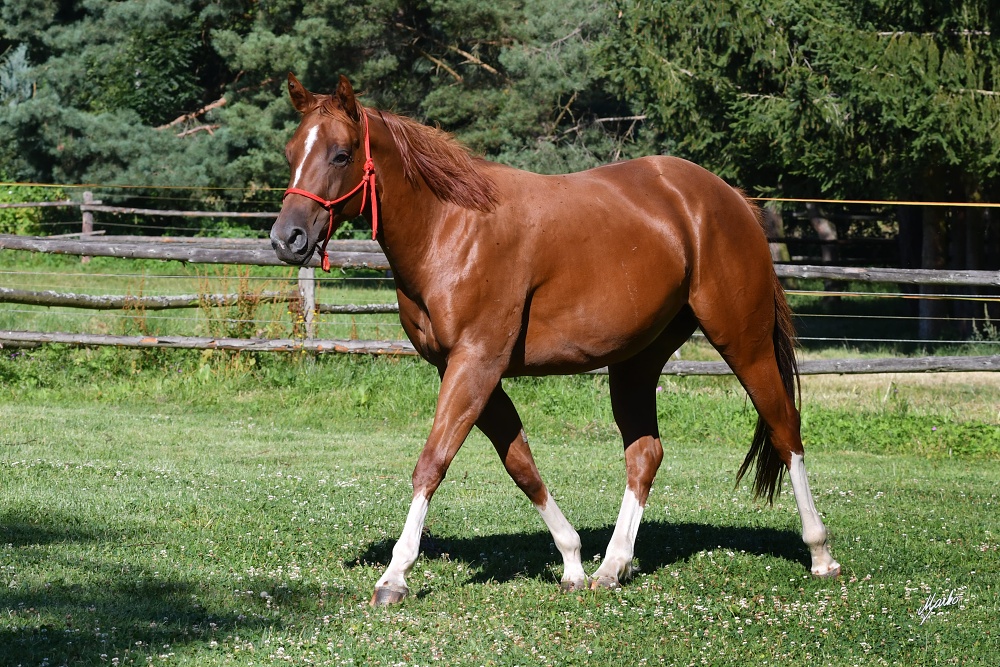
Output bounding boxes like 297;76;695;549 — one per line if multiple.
81;191;94;264
298;266;316;339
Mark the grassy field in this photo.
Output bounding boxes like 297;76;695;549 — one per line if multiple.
1;347;998;666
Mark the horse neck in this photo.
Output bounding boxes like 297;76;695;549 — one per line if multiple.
366;112;453;291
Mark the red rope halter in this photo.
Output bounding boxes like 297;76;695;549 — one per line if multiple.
282;111;378;272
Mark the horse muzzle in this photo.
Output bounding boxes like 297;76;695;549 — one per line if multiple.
270;221;315;266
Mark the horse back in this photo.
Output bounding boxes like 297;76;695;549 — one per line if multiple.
496;155;770;290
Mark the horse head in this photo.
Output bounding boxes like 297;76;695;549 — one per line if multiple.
270;73;374;267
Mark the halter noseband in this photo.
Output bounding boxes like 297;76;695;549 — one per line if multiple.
282;110;378;272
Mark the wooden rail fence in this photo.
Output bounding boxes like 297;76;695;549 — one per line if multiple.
2;224;999;374
0;330;997;375
4;234;1000;288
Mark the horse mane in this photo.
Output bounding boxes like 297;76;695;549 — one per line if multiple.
375;110;500;212
312;95;498;211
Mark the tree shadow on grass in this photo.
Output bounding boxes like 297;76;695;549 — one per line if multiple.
1;511;103;548
349;519;808;587
0;510;273;666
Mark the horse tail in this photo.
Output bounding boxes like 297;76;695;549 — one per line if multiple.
735;269;801;505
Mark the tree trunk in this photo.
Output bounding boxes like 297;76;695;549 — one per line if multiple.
919;206;948;340
949;209;971;337
981;209;1000;325
761;205;790;263
806;203;840;304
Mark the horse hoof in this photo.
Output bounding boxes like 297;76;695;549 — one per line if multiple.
589;576;620;591
370;584;408;606
560;578;589;593
812;563;841;579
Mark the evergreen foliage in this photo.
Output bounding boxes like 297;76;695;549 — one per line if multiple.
0;0;998;207
0;0;621;190
0;43;31;105
601;0;1000;201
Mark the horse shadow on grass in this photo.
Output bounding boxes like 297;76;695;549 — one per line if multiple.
349;519;808;588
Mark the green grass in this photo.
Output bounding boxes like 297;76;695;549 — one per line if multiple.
1;350;998;665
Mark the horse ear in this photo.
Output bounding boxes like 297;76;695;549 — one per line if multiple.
287;72;316;114
335;75;360;121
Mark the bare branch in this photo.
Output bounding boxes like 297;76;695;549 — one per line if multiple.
395;22;503;78
448;44;499;76
552;91;578;129
417;47;464;83
156;97;227;130
877;30;990;37
176;124;220;138
561;115;647;136
551;26;582;47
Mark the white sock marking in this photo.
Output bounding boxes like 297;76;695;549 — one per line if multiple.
535;494;586;585
376;493;429;590
595;488;644;581
789;453;825;546
789;452;839;575
611;488;644;549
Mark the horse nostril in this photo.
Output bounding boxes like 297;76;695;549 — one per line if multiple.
288;227;308;254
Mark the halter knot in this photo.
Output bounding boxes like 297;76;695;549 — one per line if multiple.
282;111;378;272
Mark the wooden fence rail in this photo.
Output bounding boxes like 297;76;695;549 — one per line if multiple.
0;235;387;269
0;200;78;209
80;204;276;219
2;229;998;375
0;286;297;310
0;330;996;375
775;264;1000;287
0;285;398;314
0;197;274;218
0;330;417;355
4;234;1000;287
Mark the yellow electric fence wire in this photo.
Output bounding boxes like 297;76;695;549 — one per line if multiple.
6;183;1000;206
787;290;1000;302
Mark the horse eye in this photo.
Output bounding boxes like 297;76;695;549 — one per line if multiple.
331;151;352;167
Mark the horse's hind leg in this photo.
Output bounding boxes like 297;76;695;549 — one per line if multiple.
591;308;698;589
691;277;840;577
734;360;838;576
477;384;588;591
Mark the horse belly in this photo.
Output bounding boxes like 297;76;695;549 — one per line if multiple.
515;261;689;374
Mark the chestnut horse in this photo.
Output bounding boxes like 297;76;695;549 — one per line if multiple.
270;74;840;605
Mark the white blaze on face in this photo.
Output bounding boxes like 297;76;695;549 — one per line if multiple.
292;125;321;188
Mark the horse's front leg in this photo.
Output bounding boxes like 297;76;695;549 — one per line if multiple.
371;352;502;606
477;384;588;591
